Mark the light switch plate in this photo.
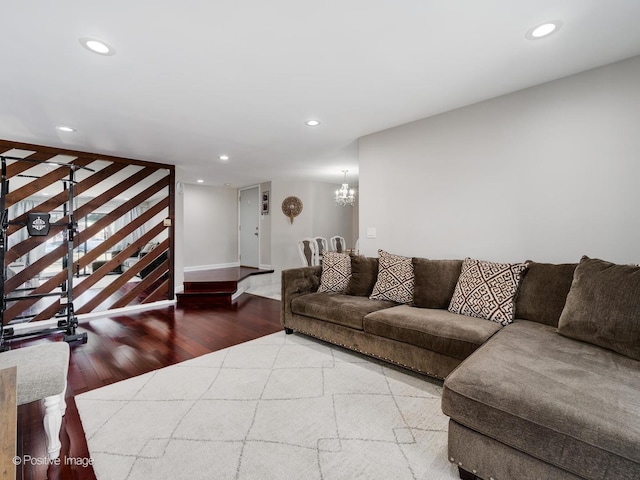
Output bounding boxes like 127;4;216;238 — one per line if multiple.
366;227;376;239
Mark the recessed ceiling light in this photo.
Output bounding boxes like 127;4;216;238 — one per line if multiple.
219;155;230;161
197;179;204;183
79;37;115;55
526;20;562;40
57;126;76;132
224;183;232;187
305;119;321;127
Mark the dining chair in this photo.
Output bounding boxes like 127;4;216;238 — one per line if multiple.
298;238;319;266
314;237;328;257
330;235;346;253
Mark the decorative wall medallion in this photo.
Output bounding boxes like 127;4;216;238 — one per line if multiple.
281;196;303;224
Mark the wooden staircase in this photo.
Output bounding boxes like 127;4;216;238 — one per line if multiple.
177;267;274;306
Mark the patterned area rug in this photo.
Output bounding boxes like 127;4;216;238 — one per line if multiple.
76;332;458;480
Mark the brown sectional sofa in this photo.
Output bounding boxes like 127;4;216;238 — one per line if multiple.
280;255;640;480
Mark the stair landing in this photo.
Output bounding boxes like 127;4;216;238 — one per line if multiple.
177;267;274;306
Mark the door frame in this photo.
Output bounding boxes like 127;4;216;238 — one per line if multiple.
238;185;261;268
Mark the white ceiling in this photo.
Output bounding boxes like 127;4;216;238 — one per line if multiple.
2;1;640;188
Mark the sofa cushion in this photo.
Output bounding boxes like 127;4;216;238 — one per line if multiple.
514;260;577;327
370;250;415;304
442;320;640;480
412;258;463;309
317;252;351;293
363;305;502;360
291;292;396;330
448;258;528;326
558;256;640;361
345;255;378;297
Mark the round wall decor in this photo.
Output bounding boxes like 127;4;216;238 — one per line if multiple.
282;196;303;224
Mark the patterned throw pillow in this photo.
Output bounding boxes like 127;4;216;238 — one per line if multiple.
448;258;528;325
318;252;352;293
369;250;415;304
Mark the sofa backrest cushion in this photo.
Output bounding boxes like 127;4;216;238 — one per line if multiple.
345;255;379;297
412;258;463;309
557;256;640;361
515;261;577;327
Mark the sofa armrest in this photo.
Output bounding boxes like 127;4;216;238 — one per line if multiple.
281;266;322;328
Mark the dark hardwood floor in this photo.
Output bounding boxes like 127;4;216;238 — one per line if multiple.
9;293;282;480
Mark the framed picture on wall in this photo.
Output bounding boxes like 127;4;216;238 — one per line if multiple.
262;191;269;214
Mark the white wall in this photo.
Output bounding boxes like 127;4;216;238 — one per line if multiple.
359;55;640;264
178;179;355;274
310;182;356;249
174;173;185;291
182;183;238;267
271;180;355;274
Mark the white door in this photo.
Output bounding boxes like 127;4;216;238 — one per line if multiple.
239;186;260;267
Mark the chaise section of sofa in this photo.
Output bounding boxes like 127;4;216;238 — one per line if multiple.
442;257;640;480
442;320;640;480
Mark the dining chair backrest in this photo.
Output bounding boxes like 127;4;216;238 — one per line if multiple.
330;235;346;253
314;237;328;257
298;238;319;266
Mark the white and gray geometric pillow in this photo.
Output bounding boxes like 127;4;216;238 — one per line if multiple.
318;252;352;293
369;250;414;304
448;258;528;325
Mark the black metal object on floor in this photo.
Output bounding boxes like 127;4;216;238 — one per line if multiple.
0;156;92;347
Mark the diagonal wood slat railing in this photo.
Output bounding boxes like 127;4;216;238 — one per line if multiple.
6;200;169;322
1;139;175;329
6;162;127;236
79;237;171;313
4;172;168;288
5;157;94;207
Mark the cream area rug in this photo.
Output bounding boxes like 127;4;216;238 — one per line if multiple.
76;332;459;480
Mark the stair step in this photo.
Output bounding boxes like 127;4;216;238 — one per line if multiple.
178;267;274;308
176;291;233;306
183;280;237;294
